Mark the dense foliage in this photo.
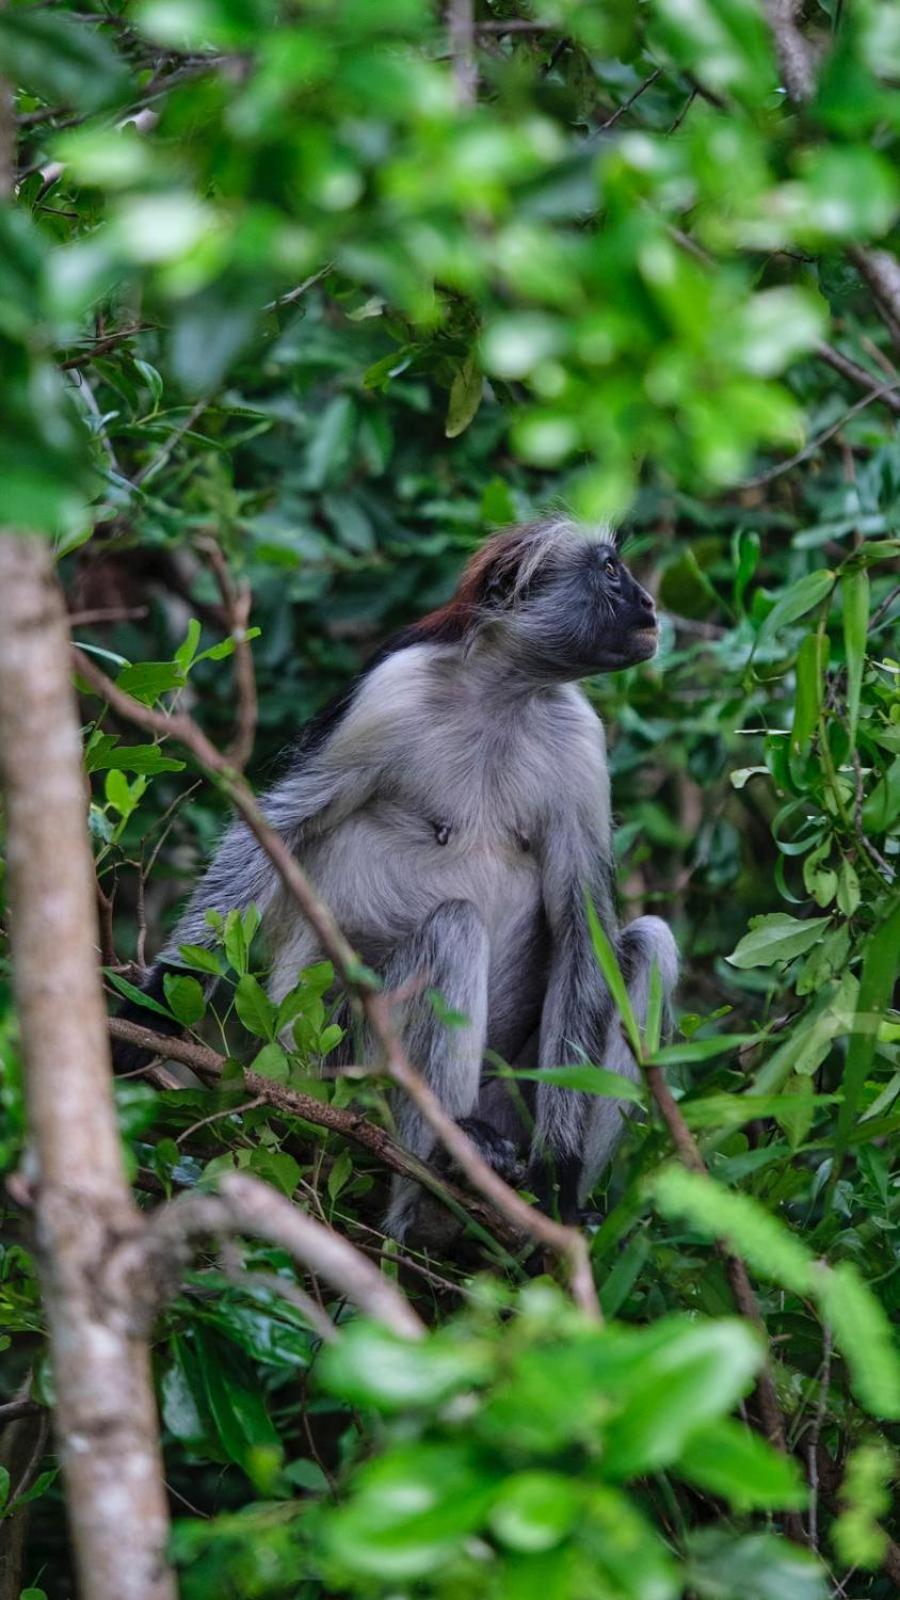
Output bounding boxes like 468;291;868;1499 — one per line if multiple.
1;2;899;1597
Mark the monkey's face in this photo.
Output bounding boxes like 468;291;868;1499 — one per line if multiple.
497;540;659;680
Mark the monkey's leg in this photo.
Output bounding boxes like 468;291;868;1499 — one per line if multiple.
579;914;678;1205
380;899;490;1242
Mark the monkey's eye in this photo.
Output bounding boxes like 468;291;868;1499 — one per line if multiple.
603;558;618;578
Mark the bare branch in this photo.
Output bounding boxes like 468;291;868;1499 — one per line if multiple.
138;1172;426;1339
0;534;174;1600
740;379;900;488
814;342;900;416
848;247;900;350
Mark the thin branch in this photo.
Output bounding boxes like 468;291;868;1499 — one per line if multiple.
69;605;149;627
0;1399;43;1425
58;325;152;371
175;1094;266;1145
135;1172;426;1338
598;68;661;131
814;342;900;416
740;380;900;488
134;395;210;488
263;265;332;312
849;247;900;350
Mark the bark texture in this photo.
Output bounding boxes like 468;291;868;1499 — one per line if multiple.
0;534;175;1600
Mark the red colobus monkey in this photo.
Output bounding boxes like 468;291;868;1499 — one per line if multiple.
119;519;677;1239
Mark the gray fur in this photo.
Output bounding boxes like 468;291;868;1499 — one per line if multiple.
156;520;677;1238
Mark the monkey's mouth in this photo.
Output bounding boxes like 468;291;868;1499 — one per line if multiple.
628;624;659;660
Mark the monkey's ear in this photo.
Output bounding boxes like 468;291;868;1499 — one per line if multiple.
482;559;518;609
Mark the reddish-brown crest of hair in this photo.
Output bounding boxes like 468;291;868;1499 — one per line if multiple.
413;526;538;642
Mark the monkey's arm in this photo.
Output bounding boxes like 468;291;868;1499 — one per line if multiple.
111;716;382;1065
157;752;374;960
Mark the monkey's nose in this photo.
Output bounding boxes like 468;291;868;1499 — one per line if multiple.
637;588;656;619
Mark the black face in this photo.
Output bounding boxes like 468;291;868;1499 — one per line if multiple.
502;541;658;679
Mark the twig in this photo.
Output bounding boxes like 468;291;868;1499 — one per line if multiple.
740;380;900;488
598;68;661;131
869;581;900;634
0;1399;43;1425
69;606;149;627
78;652;596;1301
137;1172;425;1338
195;538;258;770
175;1094;265;1145
814;343;900;416
58;325;152;371
134;396;210;488
262;265;332;312
806;1326;832;1550
852;752;894;883
849;247;900;351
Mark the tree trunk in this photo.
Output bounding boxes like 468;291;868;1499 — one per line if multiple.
0;533;175;1600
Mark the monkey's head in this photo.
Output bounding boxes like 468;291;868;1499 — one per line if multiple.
456;520;659;681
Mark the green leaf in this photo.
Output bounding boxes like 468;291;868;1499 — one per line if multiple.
651;1034;756;1065
816;1263;900;1420
649;1166;816;1295
0;10;130;112
834;901;900;1160
174;618;202;674
726;914;831;969
757;570;834;647
319;1323;491;1413
162;973;206;1026
177;944;225;977
488;1472;579;1553
585;895;642;1058
842;566;869;743
234;975;277;1040
106;969;175;1021
250;1041;289;1082
328;1148;353;1202
509;1065;644;1103
685;1529;827;1600
445;355;483;438
115;660;185;705
677;1419;807;1510
832;1441;894;1569
601;1318;763;1479
791;630;828;754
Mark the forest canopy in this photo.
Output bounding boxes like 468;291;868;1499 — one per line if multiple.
0;3;899;1599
